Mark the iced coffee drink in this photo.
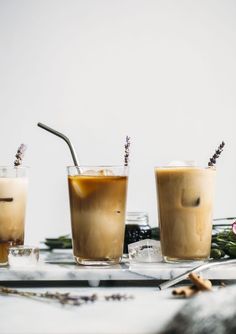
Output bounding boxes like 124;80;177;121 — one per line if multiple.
155;166;216;262
68;166;128;265
0;167;28;265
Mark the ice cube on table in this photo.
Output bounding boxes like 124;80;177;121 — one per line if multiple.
128;239;162;263
8;246;39;267
168;160;196;167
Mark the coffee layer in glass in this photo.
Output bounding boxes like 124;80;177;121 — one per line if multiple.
68;166;128;266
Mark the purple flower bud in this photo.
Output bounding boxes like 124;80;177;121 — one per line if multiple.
232;221;236;235
14;144;27;167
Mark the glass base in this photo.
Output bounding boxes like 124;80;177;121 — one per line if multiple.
0;261;8;267
0;240;24;266
74;256;121;266
163;255;209;264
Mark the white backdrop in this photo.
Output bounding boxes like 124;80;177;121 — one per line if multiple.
0;0;236;244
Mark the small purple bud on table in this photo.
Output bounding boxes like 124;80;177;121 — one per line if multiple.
232;221;236;235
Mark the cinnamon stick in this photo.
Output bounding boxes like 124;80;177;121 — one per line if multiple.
188;272;212;291
172;285;198;297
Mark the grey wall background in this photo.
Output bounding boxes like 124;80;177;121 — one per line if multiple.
0;0;235;244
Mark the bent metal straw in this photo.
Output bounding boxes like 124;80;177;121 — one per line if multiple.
37;122;81;172
157;258;236;290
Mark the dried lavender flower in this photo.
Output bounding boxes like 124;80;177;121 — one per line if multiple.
0;287;133;307
124;136;131;167
14;144;27;167
104;294;134;301
208;141;225;167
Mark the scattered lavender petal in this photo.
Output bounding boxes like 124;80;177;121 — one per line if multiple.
232;221;236;235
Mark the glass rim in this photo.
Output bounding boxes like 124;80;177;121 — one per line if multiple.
126;212;149;223
0;165;29;169
67;165;129;169
9;245;39;250
154;165;216;170
126;211;148;217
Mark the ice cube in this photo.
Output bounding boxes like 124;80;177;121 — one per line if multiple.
128;239;162;263
82;170;100;176
181;189;201;207
98;169;114;176
71;179;98;198
8;246;40;267
82;169;114;176
71;169;114;198
168;160;196;167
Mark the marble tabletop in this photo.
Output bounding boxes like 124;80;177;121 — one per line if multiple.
0;286;186;334
1;250;236;286
1;251;236;334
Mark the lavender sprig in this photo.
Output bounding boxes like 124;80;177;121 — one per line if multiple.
0;287;133;306
0;287;97;306
208;141;225;167
124;136;131;167
105;294;134;301
14;144;27;167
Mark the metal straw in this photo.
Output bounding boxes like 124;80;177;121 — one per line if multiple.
37;122;81;171
157;258;236;290
213;217;236;221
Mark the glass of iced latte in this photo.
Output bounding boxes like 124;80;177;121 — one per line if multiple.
0;167;28;265
155;166;216;263
68;166;128;265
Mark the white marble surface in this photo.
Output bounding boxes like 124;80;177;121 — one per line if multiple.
1;250;236;284
1;251;236;333
0;286;186;334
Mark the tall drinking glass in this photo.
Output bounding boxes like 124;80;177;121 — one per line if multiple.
155;166;216;263
0;167;28;265
67;166;128;265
